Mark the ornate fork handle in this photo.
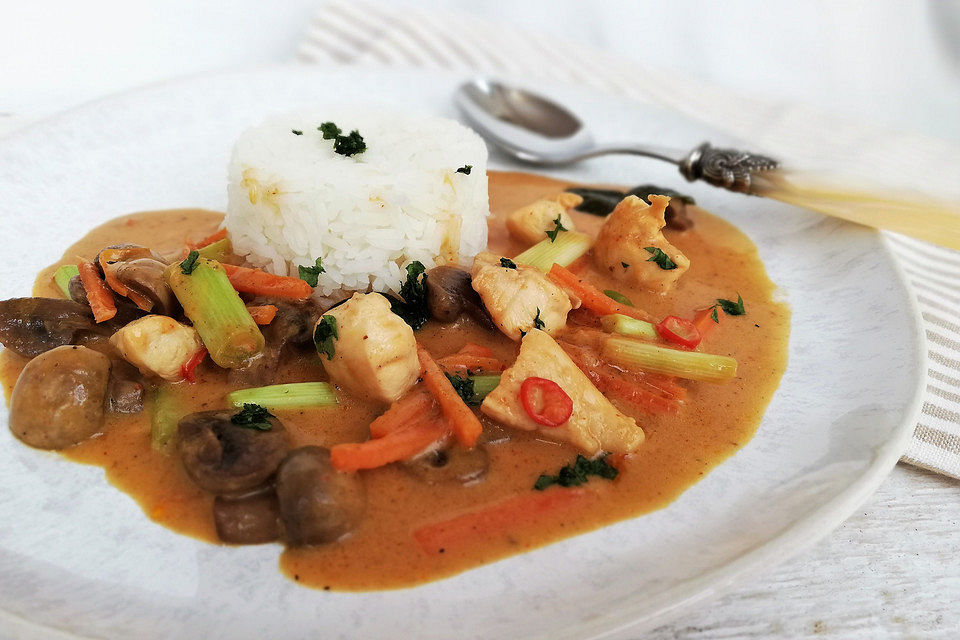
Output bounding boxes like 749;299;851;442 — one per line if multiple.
679;143;780;194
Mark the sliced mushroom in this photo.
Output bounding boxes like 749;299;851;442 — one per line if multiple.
404;444;489;485
114;258;179;316
0;297;99;357
425;266;494;329
9;345;111;449
213;487;282;544
275;446;366;546
67;277;147;327
177;410;290;494
228;299;321;386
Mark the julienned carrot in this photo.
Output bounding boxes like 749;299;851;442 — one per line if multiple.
418;346;483;447
599;373;679;414
331;413;447;471
221;263;313;300
436;354;505;374
188;228;227;250
692;307;720;341
246;304;278;325
413;489;590;555
548;264;653;322
369;389;434;438
77;260;117;323
457;343;494;358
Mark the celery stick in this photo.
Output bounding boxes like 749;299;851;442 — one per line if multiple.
227;382;339;409
53;264;79;297
151;384;180;451
164;257;264;368
600;314;658;340
603;336;737;383
196;238;233;262
513;231;592;271
470;374;501;401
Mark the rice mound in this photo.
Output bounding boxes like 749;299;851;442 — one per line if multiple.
225;109;489;296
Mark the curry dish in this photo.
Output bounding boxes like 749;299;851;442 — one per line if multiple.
0;171;788;590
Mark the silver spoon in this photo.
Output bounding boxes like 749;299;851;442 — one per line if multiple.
454;78;780;195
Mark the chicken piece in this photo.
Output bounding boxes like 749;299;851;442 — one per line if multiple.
470;252;573;341
319;293;418;403
481;330;644;455
109;315;204;381
506;193;581;245
592;194;690;294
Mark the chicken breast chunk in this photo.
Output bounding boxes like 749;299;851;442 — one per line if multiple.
110;315;204;381
592;194;690;294
481;330;644;455
470;252;573;341
506;193;581;245
319;293;418;403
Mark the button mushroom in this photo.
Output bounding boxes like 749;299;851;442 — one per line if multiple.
176;410;290;494
425;266;494;329
275;446;366;546
404;444;489;485
0;297;103;358
213;487;283;545
97;244;178;315
9;345;111;449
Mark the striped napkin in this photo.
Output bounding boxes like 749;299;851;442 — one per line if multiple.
298;1;960;479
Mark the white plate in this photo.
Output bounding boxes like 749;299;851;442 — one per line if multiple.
0;67;925;640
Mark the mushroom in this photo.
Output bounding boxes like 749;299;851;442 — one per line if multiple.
176;410;290;494
9;345;111;449
275;446;366;546
213;487;282;545
0;297;100;358
425;266;494;329
404;444;489;485
96;244;178;315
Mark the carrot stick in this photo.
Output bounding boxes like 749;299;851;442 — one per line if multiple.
77;260;117;323
417;346;484;447
692;307;720;341
187;228;227;250
457;343;494;358
436;354;505;374
246;304;278;325
413;489;590;555
221;263;313;300
331;413;447;471
599;373;679;414
369;389;434;439
548;263;653;322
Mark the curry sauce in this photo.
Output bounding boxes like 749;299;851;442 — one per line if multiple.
0;171;790;590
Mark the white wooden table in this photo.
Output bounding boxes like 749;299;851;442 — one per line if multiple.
1;112;957;640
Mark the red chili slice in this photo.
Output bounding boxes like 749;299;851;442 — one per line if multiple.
655;316;702;349
520;377;573;427
180;348;208;383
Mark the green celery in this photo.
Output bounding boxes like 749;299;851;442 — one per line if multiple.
53;265;79;297
226;382;339;409
513;231;592;272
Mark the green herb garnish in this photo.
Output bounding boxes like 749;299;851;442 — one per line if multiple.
500;257;517;270
298;257;325;287
456;165;472;175
644;246;677;270
534;454;618;490
318;122;341;139
621;262;630;268
179;250;200;275
603;290;634;307
708;293;746;323
532;308;545;330
291;129;303;136
313;315;338;360
333;130;366;156
545;215;567;242
389;261;430;330
230;403;275;431
445;373;479;406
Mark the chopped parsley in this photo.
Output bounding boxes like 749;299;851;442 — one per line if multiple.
298;257;325;287
318;122;341;139
603;289;634;307
456;165;473;175
534;454;618;490
708;293;746;323
621;262;630;268
179;250;200;275
500;257;517;270
445;373;480;406
644;246;677;270
532;308;545;330
291;129;303;135
313;315;338;360
389;261;430;330
545;215;568;242
230;403;275;431
333;130;366;156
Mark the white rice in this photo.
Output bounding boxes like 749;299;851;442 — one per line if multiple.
225;108;489;296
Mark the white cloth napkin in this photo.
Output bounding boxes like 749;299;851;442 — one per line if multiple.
298;1;960;479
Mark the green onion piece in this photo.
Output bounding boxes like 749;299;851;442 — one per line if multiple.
603;335;737;383
164;257;264;369
196;238;233;262
151;385;180;451
600;314;658;339
226;382;339;409
53;264;79;297
603;289;633;306
470;374;501;401
513;231;592;272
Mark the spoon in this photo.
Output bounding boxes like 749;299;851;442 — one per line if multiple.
455;78;960;249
